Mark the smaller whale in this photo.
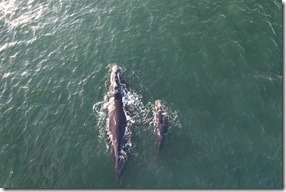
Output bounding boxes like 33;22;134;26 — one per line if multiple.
153;100;168;151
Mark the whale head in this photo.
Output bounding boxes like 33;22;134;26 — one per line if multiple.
109;65;124;96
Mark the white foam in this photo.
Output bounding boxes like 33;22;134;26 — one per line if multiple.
3;72;12;78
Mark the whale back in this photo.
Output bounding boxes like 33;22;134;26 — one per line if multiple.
154;100;168;151
107;65;128;180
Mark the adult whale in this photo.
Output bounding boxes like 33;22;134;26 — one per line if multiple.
153;100;168;151
107;65;128;180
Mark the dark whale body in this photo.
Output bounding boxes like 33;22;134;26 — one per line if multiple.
107;65;128;179
154;100;168;151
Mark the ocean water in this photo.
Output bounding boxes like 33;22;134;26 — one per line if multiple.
0;0;282;188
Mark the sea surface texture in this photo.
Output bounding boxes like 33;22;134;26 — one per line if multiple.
0;0;282;188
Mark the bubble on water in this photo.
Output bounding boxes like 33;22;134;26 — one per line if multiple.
92;100;107;143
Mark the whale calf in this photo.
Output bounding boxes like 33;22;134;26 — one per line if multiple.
153;100;168;151
107;65;128;179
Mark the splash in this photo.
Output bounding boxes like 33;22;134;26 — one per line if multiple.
92;87;149;152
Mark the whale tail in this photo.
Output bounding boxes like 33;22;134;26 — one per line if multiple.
114;150;127;180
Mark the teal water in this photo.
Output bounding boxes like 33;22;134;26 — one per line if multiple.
0;0;282;188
